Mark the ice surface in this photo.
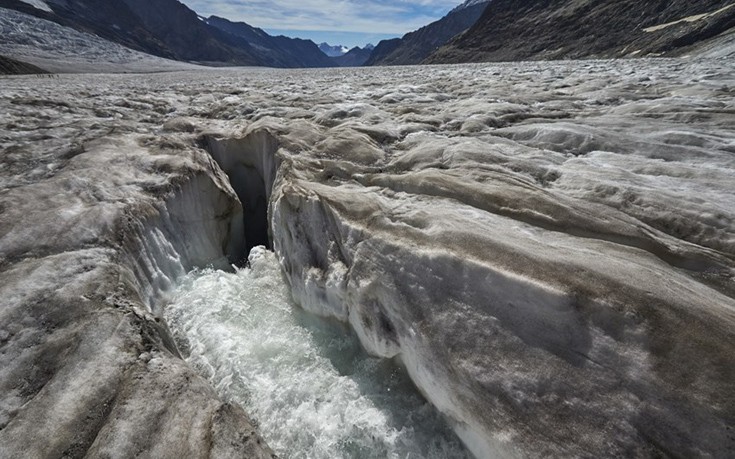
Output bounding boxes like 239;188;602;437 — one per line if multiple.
1;57;734;458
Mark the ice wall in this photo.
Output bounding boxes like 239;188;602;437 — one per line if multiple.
205;113;735;458
270;178;735;458
0;134;272;458
199;128;280;257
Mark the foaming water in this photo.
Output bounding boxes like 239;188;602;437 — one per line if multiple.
165;247;471;459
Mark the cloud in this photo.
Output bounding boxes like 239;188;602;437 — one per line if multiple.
183;0;458;34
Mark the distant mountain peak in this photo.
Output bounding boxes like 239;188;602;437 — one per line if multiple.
365;0;491;66
328;44;374;67
319;42;350;57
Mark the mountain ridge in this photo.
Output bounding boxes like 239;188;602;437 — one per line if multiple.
0;0;336;67
0;0;263;65
365;0;490;66
205;15;333;68
330;46;373;67
427;0;735;63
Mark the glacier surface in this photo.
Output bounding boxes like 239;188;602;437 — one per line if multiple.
0;7;201;73
0;58;734;458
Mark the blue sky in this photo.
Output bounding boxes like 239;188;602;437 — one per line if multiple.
183;0;463;48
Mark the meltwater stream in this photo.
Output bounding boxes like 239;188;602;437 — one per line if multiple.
165;247;471;459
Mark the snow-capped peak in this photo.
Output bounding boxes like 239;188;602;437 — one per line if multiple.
319;42;350;57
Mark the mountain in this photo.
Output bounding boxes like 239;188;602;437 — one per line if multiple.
206;16;333;68
0;0;335;68
0;0;261;65
366;0;490;66
427;0;735;63
330;46;373;67
0;6;202;73
0;0;175;59
319;42;350;57
117;0;262;65
362;38;402;66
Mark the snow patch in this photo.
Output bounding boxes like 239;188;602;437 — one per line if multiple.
18;0;52;13
643;3;735;33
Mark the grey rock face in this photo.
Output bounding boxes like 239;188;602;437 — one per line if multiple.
0;8;201;73
0;0;349;68
117;0;262;65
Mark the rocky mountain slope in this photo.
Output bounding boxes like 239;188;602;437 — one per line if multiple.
0;0;261;65
119;0;265;65
205;16;333;68
0;0;335;67
366;0;490;66
427;0;735;63
330;46;374;67
363;38;402;66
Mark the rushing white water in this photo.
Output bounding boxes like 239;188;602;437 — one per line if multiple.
165;247;471;459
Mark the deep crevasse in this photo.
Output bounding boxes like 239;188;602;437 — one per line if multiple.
165;247;471;459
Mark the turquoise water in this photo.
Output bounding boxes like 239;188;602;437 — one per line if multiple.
165;248;470;459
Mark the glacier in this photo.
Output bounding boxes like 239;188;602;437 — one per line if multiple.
0;7;200;73
0;57;734;458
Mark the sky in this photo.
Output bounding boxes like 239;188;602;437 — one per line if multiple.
183;0;464;48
